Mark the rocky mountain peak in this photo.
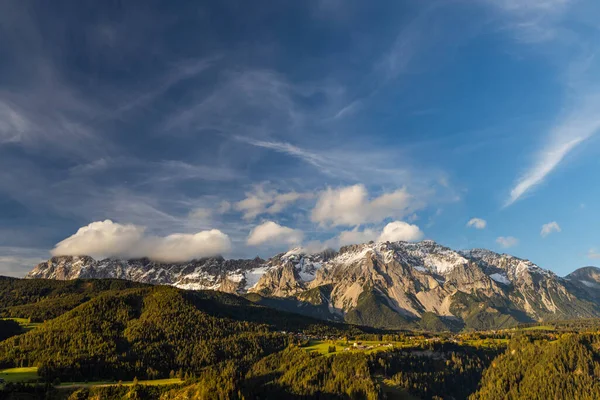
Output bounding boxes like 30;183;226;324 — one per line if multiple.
24;240;600;330
566;266;600;288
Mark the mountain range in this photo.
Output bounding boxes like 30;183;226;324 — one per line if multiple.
26;240;600;331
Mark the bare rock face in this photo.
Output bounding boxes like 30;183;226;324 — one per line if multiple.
26;240;600;328
26;255;265;293
250;249;327;297
565;266;600;303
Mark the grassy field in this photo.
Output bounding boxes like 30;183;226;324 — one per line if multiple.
2;317;42;332
462;338;510;348
0;367;39;383
58;378;184;389
0;367;182;388
302;340;399;355
520;325;556;331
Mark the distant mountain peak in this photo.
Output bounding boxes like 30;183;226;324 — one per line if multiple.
26;240;600;330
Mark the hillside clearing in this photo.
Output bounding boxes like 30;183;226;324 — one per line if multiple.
0;367;39;383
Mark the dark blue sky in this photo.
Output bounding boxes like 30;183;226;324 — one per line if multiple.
1;0;600;276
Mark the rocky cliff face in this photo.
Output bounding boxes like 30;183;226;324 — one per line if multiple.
26;240;600;330
26;255;265;293
250;241;600;327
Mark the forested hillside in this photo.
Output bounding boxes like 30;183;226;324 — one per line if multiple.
0;276;149;322
0;286;286;381
471;333;600;399
3;277;600;399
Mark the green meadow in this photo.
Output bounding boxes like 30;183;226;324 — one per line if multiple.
1;317;42;332
302;340;400;355
0;367;39;383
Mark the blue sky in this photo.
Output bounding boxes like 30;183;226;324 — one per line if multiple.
1;0;600;276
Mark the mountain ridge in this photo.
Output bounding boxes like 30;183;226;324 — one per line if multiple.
26;240;600;330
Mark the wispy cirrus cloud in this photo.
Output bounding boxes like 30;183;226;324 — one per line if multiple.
506;94;600;206
0;246;48;277
235;184;314;220
486;0;571;42
497;0;600;207
234;137;328;171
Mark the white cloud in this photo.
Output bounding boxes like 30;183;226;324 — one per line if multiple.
247;221;304;246
378;221;424;242
235;185;312;220
53;220;145;259
466;218;487;229
336;221;423;247
540;221;561;237
311;185;369;227
338;227;379;246
295;240;332;255
496;236;519;248
52;220;231;262
148;230;231;262
588;249;600;260
311;184;420;227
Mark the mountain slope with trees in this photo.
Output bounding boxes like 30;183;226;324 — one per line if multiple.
0;280;371;383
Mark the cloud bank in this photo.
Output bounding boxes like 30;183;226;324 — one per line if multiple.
52;220;231;262
337;221;424;246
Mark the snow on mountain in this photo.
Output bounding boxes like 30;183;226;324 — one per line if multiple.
26;255;264;293
489;272;511;285
397;240;469;274
26;241;559;293
244;266;271;290
26;240;600;328
280;249;323;282
580;280;600;289
460;248;551;277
